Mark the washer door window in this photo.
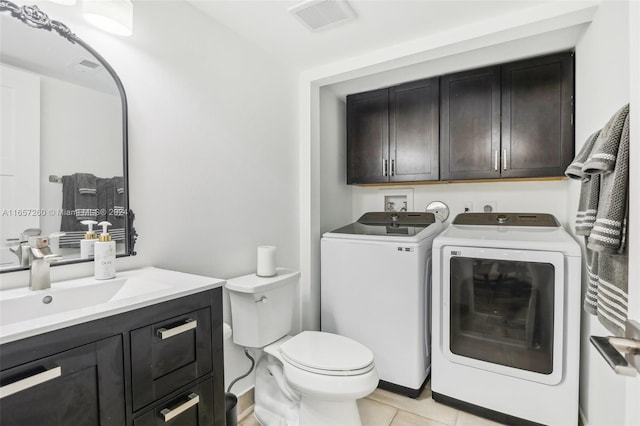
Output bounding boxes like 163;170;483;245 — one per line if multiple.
442;246;565;385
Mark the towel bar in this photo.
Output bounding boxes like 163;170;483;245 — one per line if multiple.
590;320;640;376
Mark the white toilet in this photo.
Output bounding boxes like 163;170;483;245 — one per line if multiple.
226;268;378;426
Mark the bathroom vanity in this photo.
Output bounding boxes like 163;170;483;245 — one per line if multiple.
0;268;225;426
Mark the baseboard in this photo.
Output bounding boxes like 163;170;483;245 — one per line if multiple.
237;386;255;422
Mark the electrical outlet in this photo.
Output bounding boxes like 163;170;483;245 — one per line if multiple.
480;201;497;213
463;201;473;213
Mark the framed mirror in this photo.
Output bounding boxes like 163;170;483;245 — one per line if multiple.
0;1;136;273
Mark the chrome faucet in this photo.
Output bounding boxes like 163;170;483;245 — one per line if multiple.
29;235;63;290
9;228;42;268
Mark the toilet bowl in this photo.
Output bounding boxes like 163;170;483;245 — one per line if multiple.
226;269;379;426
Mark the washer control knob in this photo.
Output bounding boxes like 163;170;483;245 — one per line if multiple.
391;214;399;222
497;214;509;224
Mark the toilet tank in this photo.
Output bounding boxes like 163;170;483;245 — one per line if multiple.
226;268;300;347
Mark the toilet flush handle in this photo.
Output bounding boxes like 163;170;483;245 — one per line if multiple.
256;296;268;304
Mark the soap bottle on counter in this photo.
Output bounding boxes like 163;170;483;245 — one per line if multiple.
80;220;98;259
94;221;116;280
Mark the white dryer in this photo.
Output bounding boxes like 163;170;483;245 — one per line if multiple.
321;212;443;397
431;213;581;425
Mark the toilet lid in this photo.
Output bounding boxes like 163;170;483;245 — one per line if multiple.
280;331;374;375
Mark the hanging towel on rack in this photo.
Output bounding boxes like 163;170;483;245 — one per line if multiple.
565;103;629;336
565;130;601;236
73;173;98;220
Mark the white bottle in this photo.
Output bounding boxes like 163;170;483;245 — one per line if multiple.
80;220;98;259
94;221;116;280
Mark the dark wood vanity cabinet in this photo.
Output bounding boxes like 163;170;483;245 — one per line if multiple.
347;77;439;184
440;52;574;180
0;288;224;426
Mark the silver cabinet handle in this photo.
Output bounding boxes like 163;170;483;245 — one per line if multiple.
503;149;507;170
391;159;395;176
590;320;640;377
494;151;498;171
0;366;62;399
160;393;199;422
382;159;388;177
157;318;197;340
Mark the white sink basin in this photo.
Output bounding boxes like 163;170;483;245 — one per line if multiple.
0;267;225;344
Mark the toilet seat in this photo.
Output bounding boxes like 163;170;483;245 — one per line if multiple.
280;331;374;377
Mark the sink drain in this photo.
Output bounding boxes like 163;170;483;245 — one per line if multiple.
42;295;53;304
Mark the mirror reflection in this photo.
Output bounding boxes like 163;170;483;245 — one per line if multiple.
0;2;134;272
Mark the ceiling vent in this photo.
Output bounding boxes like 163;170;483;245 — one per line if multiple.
70;58;102;74
288;0;356;32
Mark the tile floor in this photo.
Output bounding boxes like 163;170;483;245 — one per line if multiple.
238;381;505;426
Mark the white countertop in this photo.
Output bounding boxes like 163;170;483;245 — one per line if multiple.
0;267;225;345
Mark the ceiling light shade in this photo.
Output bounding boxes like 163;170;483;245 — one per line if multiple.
82;0;133;37
48;0;78;5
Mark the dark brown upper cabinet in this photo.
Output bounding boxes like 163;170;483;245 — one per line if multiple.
347;78;439;184
440;52;574;181
501;52;574;178
440;66;501;180
347;88;389;184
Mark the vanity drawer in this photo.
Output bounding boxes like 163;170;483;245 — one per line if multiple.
133;377;214;426
130;307;213;412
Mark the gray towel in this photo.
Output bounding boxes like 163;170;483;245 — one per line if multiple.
60;175;84;233
73;173;98;220
565;103;630;336
565;130;601;235
76;172;97;195
587;113;629;253
583;104;629;174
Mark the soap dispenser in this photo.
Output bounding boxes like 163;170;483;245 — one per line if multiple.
94;221;116;280
80;220;98;259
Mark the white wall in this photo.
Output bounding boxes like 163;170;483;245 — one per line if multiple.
319;87;352;234
2;0;299;396
573;1;631;424
352;180;571;226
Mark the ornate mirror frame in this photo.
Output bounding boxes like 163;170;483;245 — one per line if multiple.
0;0;137;272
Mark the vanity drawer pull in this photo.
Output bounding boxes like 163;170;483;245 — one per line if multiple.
157;318;197;340
160;392;199;422
0;366;62;399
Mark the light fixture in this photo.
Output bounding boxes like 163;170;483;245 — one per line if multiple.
82;0;133;37
48;0;78;5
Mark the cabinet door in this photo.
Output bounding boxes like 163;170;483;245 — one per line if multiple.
0;336;125;426
501;52;574;178
389;77;439;182
347;88;389;184
440;66;501;180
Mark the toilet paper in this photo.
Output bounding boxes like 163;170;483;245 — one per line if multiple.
257;245;277;277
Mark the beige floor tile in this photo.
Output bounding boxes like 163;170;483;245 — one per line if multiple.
366;388;458;426
238;413;261;426
357;398;398;426
390;410;451;426
455;411;507;426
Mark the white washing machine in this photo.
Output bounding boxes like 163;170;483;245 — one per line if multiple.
431;213;581;425
321;212;444;397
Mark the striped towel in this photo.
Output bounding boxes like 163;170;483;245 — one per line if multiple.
565;130;601;236
74;173;98;220
565;103;629;336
